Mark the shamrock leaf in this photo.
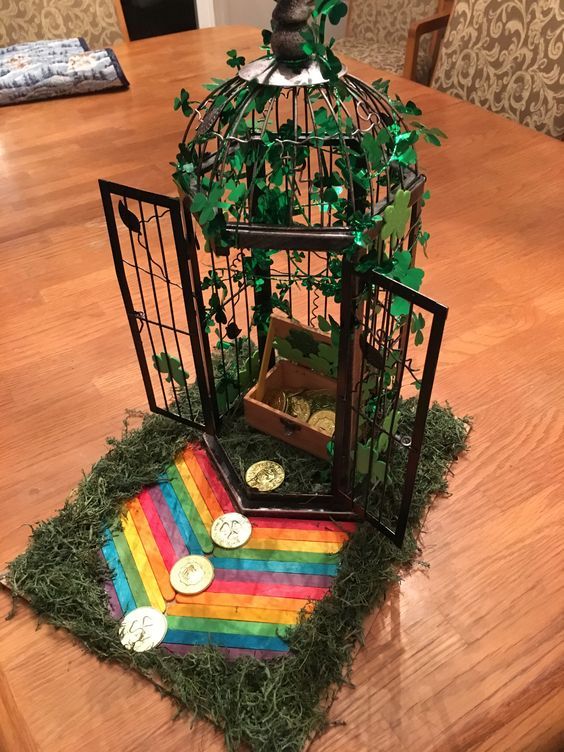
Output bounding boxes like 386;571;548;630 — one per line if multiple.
382;189;412;244
318;342;338;366
274;337;306;365
216;379;239;413
411;312;426;346
226;49;246;70
173;88;194;117
356;444;386;484
362;132;383;170
390;295;410;319
372;78;390;96
286;328;320;358
308;354;333;377
401;267;424;291
152;353;189;388
317;315;331;333
191;185;229;225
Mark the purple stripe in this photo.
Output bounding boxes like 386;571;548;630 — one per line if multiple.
214;569;335;589
148;484;189;560
161;643;286;661
104;578;123;620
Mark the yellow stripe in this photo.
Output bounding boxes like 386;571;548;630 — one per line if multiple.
247;535;342;554
175;591;311;611
175;456;214;531
167;602;302;625
121;505;166;613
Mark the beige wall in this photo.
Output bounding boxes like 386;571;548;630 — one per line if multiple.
213;0;346;37
214;0;272;28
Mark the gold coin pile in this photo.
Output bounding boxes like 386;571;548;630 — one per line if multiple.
264;389;336;437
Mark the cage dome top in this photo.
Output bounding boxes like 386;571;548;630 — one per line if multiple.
173;0;437;251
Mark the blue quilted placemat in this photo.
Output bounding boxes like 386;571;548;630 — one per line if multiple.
0;37;128;106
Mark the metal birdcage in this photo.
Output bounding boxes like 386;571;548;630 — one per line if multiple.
100;0;448;546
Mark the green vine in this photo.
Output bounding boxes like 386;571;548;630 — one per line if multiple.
170;4;447;408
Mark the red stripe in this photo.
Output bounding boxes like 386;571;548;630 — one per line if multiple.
191;444;234;514
138;488;177;570
192;444;356;534
248;517;357;533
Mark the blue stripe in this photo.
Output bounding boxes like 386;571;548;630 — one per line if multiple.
157;477;203;555
101;530;136;614
163;629;289;652
210;556;338;577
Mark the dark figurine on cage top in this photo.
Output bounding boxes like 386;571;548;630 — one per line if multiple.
271;0;316;59
100;0;448;547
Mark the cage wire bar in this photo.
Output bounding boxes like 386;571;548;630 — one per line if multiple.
100;39;449;545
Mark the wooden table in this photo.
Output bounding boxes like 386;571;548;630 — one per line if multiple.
1;27;563;752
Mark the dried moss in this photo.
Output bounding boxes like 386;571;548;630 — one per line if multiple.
7;400;469;752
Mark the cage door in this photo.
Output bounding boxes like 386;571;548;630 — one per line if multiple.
99;180;215;431
336;269;448;547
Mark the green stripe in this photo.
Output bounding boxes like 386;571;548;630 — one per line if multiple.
166;464;213;550
112;529;151;607
212;547;339;564
167;615;290;638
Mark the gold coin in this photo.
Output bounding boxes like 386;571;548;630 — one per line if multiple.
264;389;287;412
308;409;336;437
211;512;253;549
119;607;168;653
288;395;312;423
245;461;285;492
170;555;214;595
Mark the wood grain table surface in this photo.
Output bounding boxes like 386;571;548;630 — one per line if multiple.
0;26;563;752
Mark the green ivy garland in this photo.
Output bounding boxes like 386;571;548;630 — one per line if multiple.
170;0;447;411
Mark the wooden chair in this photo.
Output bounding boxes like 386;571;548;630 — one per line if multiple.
334;0;453;85
404;0;454;81
428;0;564;138
0;0;126;48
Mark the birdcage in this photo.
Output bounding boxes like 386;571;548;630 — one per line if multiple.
100;0;448;546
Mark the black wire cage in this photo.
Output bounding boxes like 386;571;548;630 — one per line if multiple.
100;1;448;547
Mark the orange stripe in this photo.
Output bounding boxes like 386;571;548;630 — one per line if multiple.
175;455;215;531
183;446;224;520
249;527;349;544
129;500;175;601
167;602;306;625
175;591;311;611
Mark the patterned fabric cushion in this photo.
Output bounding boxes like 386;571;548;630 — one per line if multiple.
0;38;128;106
334;0;438;83
432;0;564;138
335;37;433;83
0;0;122;48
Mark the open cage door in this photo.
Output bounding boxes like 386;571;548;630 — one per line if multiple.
99;180;216;432
336;267;448;547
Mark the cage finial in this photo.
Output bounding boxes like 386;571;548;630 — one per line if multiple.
271;0;315;61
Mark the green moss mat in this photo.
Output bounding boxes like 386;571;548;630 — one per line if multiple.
6;401;469;752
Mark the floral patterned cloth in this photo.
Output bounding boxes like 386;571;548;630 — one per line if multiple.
0;0;122;48
0;38;128;105
432;0;564;138
334;0;439;84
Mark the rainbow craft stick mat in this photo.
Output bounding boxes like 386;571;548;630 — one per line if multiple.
101;443;356;659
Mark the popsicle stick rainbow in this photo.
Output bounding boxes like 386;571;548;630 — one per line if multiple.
101;443;355;659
